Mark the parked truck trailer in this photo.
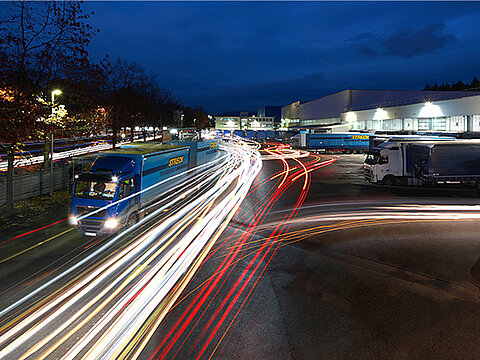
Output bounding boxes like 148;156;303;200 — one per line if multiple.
293;132;373;153
364;140;480;186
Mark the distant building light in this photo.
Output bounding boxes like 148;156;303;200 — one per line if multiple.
346;111;357;123
373;108;388;121
418;102;443;118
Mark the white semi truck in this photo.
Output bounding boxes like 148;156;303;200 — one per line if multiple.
364;139;480;186
363;140;421;186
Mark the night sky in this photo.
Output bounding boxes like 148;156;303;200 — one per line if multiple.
84;1;480;114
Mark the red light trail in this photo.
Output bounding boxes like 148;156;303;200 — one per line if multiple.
151;143;337;360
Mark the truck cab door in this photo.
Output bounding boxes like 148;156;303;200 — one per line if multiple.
118;179;135;206
124;179;135;205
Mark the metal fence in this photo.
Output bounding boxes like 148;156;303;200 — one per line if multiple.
0;161;71;205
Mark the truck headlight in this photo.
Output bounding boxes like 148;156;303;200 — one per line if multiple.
104;218;118;229
69;216;78;226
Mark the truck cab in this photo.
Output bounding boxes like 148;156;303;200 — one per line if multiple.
363;142;402;185
70;155;139;236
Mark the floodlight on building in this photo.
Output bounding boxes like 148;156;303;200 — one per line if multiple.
373;108;388;121
346;111;357;123
418;102;443;118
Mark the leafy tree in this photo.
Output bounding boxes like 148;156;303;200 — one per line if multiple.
0;0;97;210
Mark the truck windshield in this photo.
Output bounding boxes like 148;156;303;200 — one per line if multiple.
74;180;117;200
365;153;379;165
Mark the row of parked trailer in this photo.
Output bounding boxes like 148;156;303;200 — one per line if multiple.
363;138;480;187
217;129;298;142
292;132;480;188
222;129;480;189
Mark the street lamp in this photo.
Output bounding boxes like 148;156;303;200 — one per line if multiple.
50;89;62;196
51;89;62;114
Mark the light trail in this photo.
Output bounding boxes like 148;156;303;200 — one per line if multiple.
0;140;262;359
6;139;466;360
148;142;480;360
0;142;111;170
152;143;334;360
0;137;157;170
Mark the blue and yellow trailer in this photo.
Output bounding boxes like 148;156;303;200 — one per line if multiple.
306;132;373;153
168;139;219;169
69;142;216;236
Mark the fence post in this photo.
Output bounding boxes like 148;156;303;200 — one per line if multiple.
39;164;43;196
62;161;66;189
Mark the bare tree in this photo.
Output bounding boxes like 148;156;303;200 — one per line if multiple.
102;58;181;146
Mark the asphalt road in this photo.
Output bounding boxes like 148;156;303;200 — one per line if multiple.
2;148;480;359
152;152;480;360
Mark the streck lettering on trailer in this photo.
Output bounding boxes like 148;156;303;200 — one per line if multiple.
210;142;218;149
169;156;184;167
352;135;369;140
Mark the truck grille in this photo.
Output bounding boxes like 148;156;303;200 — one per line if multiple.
363;167;373;182
77;206;106;218
79;218;103;235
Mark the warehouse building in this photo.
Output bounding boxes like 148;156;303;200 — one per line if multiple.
281;89;480;133
342;93;480;132
215;112;275;131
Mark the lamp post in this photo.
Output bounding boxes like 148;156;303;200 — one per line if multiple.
50;89;62;196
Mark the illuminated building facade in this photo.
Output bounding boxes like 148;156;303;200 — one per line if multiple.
342;94;480;132
215;115;275;131
281;89;480;133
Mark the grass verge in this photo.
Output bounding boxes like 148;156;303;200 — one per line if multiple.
0;190;71;232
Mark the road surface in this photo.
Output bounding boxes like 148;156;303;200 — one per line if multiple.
1;142;480;359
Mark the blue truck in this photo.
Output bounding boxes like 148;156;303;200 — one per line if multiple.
233;130;244;138
266;130;276;141
256;130;267;141
168;139;219;169
245;130;256;140
70;141;219;236
276;130;298;143
293;132;373;153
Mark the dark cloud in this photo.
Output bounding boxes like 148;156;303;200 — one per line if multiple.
352;23;456;58
203;72;332;113
83;2;480;112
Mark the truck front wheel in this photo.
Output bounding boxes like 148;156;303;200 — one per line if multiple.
382;176;395;186
127;213;138;227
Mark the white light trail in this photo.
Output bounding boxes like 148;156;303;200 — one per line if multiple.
0;143;111;170
0;141;262;360
0;137;157;170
